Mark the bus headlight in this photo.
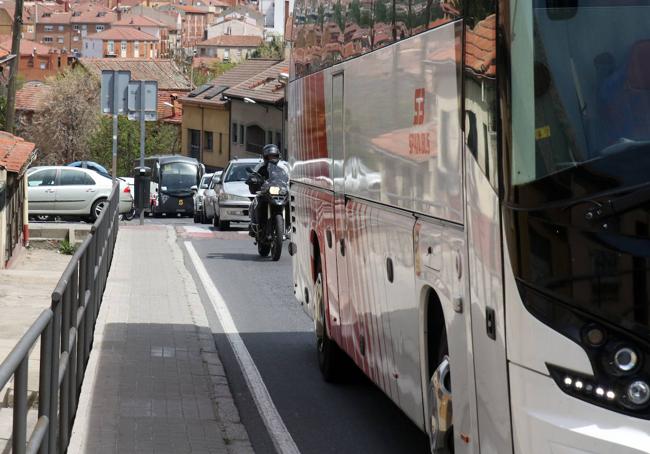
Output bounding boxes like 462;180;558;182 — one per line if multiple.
520;284;650;417
614;347;638;373
627;381;650;406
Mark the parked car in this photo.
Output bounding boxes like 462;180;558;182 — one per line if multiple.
193;172;213;223
204;159;258;230
67;161;111;179
28;166;132;221
209;158;288;230
203;171;222;224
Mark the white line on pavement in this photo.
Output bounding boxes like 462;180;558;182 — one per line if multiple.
184;241;301;454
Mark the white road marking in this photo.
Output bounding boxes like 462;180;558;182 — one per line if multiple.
184;241;301;454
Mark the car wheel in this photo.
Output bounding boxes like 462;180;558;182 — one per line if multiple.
90;198;108;222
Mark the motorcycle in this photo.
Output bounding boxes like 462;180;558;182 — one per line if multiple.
247;163;290;261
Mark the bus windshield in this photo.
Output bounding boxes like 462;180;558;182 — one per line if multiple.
510;0;650;188
161;162;198;192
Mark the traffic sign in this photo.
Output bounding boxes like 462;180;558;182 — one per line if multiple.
100;70;131;115
127;80;158;122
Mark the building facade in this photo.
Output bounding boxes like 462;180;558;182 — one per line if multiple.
82;28;158;58
196;35;261;61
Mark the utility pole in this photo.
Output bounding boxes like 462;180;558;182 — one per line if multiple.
5;0;24;133
139;79;145;225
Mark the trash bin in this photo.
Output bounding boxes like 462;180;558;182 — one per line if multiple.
134;166;151;212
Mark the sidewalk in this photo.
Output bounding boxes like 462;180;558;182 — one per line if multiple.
68;225;253;454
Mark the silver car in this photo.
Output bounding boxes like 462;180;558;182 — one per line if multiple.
211;159;261;230
28;166;132;221
193;172;213;224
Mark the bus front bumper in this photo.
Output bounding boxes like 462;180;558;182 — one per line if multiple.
510;362;650;454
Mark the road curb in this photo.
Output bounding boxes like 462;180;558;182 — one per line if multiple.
166;226;255;454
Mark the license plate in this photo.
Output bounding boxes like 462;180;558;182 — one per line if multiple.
269;187;280;195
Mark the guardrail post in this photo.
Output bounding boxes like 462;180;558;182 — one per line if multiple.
48;299;60;453
38;318;52;454
70;264;79;416
13;358;28;454
59;286;72;450
76;259;86;390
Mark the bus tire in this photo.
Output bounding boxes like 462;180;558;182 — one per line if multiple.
428;328;453;454
315;270;344;382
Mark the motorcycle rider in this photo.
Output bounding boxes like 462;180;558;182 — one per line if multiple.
246;144;286;236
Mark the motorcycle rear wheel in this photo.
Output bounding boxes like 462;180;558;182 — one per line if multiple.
271;214;284;261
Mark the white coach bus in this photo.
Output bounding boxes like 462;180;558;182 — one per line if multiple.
287;0;650;452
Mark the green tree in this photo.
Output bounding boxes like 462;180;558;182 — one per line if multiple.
250;36;285;59
87;116;180;177
24;68;99;165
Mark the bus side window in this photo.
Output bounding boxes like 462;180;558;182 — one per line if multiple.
464;0;498;188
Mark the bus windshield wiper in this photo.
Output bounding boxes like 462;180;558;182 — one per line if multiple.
584;182;650;221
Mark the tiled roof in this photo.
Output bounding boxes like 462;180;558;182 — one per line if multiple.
0;38;54;56
15;81;52;112
198;35;262;48
78;58;191;90
175;5;209;14
70;9;117;24
37;12;72;24
86;27;157;41
179;58;279;106
225;60;287;104
464;14;496;78
0;132;37;175
113;15;165;27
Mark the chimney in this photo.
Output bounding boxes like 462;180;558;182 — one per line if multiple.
117;8;122;21
64;1;69;12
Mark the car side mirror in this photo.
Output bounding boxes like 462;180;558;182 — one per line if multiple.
215;177;222;184
191;185;198;192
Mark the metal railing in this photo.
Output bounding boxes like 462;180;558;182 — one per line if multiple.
0;184;120;454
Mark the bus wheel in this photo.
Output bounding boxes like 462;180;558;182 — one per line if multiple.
428;329;453;454
315;271;343;382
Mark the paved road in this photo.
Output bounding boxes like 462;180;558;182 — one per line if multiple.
180;223;429;454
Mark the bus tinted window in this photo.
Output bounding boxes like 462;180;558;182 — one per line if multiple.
292;0;462;78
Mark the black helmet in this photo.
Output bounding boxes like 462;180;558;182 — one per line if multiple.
262;144;280;162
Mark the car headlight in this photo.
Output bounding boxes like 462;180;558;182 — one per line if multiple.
221;193;249;202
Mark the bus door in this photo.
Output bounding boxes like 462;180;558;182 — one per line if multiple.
330;72;347;348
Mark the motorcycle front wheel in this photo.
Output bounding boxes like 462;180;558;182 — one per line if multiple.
258;242;271;257
271;213;284;261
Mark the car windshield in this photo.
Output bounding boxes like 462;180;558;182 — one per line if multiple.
200;175;212;189
510;0;650;187
160;162;198;191
225;163;255;183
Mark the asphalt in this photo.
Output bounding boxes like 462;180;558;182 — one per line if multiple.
186;234;429;454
